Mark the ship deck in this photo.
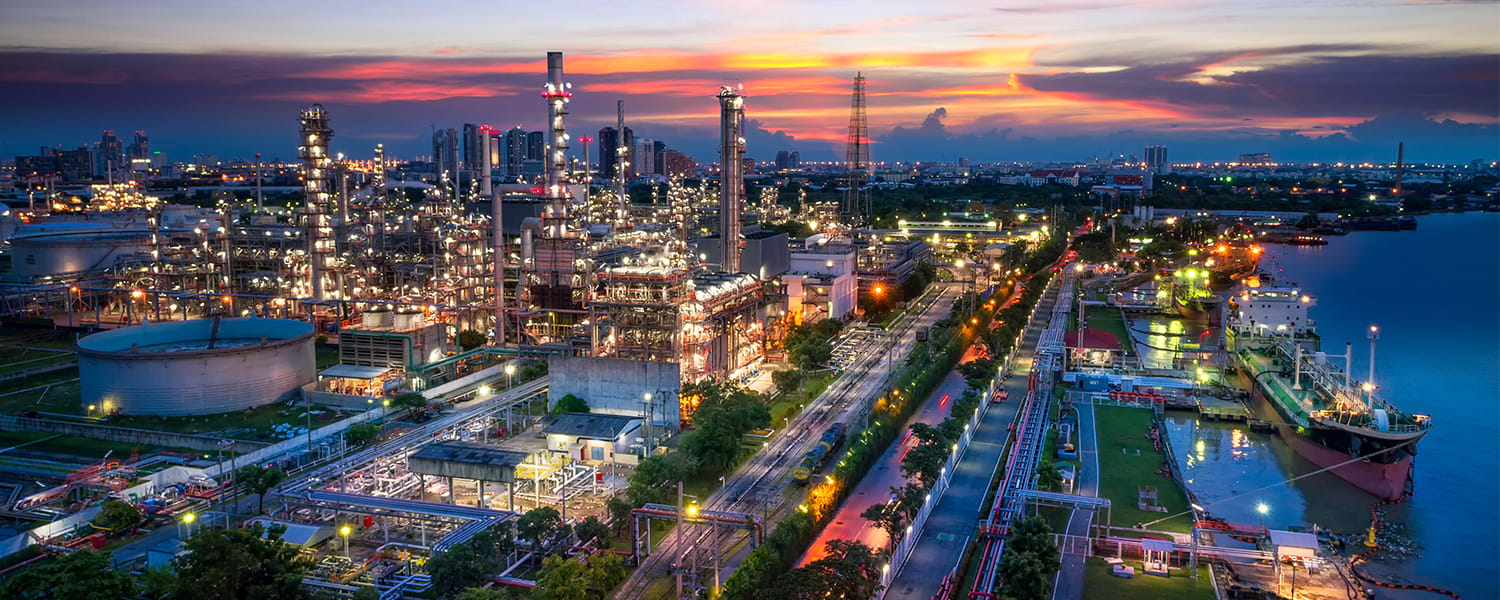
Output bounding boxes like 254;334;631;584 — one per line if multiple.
1236;347;1320;424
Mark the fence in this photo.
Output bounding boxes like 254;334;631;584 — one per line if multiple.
0;415;269;454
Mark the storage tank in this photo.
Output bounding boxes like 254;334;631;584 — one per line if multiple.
392;309;424;331
362;307;393;328
76;318;316;416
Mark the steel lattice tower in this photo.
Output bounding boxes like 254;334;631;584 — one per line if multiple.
842;73;870;228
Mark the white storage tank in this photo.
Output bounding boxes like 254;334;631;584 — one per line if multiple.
76;318;316;416
363;307;393;328
392;308;424;331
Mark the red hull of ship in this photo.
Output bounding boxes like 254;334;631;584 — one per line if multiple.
1277;424;1412;501
1241;372;1412;500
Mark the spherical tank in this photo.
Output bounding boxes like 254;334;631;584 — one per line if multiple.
77;318;316;416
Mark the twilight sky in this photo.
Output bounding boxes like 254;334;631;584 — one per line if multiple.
1;0;1497;165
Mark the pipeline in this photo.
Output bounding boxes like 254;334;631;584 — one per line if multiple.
1346;483;1460;599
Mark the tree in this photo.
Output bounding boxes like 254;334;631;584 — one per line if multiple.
1296;212;1322;229
534;553;629;600
345;422;382;446
772;368;804;395
791;337;832;370
1035;458;1064;492
98;497;142;531
997;516;1060;600
957;357;997;388
517;507;567;553
533;555;588;600
457;329;488;351
771;539;882;600
860;501;907;549
573;516;610;546
391;392;429;411
429;523;513;592
454;587;525;600
172;523;313;600
580;552;627;598
552;394;589;415
237;464;287;515
0;549;137;599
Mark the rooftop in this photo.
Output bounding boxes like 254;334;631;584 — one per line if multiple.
543;412;642;440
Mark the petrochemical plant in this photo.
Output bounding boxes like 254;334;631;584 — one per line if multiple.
0;52;1050;597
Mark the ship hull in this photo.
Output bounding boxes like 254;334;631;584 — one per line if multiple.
1174;295;1217;321
1237;370;1414;500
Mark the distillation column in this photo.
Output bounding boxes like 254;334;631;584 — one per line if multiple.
717;86;745;274
298;105;335;301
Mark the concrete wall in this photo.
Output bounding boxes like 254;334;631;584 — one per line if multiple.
546;356;680;427
0;416;269;454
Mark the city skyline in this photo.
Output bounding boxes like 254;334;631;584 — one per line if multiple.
1;0;1496;164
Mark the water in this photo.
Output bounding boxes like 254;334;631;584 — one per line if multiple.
1165;212;1499;598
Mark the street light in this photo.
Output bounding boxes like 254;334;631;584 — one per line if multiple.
504;364;516;390
1256;502;1269;530
340;525;353;559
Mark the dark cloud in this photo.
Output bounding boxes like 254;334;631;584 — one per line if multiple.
872;107;1497;163
1020;53;1500;120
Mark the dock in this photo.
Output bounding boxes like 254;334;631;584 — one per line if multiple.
1196;396;1251;422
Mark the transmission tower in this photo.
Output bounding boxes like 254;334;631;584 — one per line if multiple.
842;72;870;229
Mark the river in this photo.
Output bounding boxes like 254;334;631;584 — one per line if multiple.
1161;212;1498;599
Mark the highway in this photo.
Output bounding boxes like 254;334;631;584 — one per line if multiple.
615;283;960;600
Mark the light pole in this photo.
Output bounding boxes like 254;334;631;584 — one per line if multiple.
340;525;352;560
1256;502;1269;531
179;512;196;539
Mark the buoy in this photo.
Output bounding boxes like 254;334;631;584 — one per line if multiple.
1363;524;1378;548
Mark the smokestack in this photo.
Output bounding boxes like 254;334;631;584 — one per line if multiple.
717;85;746;274
542;51;571;237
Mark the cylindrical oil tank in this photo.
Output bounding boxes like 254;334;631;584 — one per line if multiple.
8;230;151;280
76;318;316;416
363;307;393;328
393;309;423;330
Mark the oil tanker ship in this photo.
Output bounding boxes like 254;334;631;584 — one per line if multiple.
1225;281;1431;500
1204;241;1262;288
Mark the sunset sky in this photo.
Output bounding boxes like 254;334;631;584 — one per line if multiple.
1;0;1496;164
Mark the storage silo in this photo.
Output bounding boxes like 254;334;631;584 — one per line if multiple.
76;318;316;416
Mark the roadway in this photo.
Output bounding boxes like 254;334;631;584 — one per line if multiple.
1051;400;1100;600
796;370;969;565
884;274;1064;600
614;284;959;600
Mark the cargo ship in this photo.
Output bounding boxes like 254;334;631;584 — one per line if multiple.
1204;242;1263;288
1226;282;1431;500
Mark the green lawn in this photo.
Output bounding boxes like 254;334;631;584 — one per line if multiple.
1082;557;1214;600
1084;310;1132;353
315;346;340;369
0;430;199;460
1092;405;1194;534
0;327;79;350
110;403;334;440
769;371;834;427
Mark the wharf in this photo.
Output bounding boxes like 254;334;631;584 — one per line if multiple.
1196;396;1250;422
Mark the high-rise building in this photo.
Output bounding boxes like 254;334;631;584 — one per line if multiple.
503;127;528;177
525;131;545;162
1144;145;1168;174
598;126;635;182
775;150;790;170
634;138;658;176
431;128;459;177
662;150;696;178
97;130;123;175
461;124;488;173
1238;152;1272;165
127;131;150;161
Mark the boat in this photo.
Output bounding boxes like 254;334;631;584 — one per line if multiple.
1204;242;1263;288
1170;268;1219;320
1225;282;1431;500
1285;235;1327;246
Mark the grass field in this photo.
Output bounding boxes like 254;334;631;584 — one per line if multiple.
0;430;199;461
769;371;834;427
1092;405;1194;534
1081;557;1214;600
1083;310;1132;353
